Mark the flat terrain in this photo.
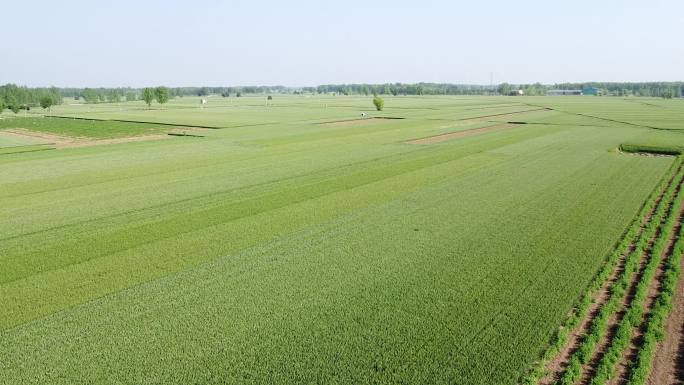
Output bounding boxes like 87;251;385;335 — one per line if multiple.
1;95;684;384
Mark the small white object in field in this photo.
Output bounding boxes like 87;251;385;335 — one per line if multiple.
361;112;367;117
201;99;207;105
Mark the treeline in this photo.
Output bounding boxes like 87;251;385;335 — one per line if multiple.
313;83;493;96
555;82;684;98
498;82;684;98
2;82;683;113
305;82;684;97
0;84;62;113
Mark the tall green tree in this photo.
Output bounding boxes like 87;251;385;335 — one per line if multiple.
498;83;513;96
107;89;121;103
155;87;170;105
7;94;19;113
39;95;53;112
372;96;384;111
82;88;99;104
142;88;155;108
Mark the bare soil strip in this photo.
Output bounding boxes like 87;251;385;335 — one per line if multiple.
406;124;514;145
537;163;682;385
0;128;172;149
646;207;684;385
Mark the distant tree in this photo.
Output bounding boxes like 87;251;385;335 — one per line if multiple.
7;95;19;113
0;98;4;113
498;83;513;96
372;96;384;111
221;92;230;97
39;95;53;111
107;89;121;103
125;92;137;102
82;88;100;104
155;87;170;105
141;88;154;108
236;91;242;97
267;95;272;100
197;87;209;97
662;89;674;99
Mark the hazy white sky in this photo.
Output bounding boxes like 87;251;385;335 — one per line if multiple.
1;0;682;87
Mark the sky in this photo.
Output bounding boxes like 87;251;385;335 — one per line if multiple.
1;0;682;87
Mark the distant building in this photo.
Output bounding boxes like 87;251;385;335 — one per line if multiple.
547;89;582;96
582;87;601;96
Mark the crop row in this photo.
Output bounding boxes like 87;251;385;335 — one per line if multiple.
588;162;684;385
556;158;684;385
625;195;684;384
520;158;683;385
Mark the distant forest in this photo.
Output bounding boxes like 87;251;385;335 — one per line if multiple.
1;82;683;110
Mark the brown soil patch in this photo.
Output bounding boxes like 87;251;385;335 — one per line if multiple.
0;128;171;149
406;124;514;145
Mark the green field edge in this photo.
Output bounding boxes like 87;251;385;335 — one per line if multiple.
518;156;683;384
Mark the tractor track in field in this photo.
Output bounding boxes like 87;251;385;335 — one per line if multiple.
526;103;682;132
537;161;683;385
405;124;515;144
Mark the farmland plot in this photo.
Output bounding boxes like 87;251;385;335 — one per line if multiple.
1;96;683;384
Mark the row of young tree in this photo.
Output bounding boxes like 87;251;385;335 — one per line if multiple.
0;84;62;113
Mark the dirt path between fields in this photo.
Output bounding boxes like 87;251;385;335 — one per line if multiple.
406;124;514;145
646;202;684;385
537;163;682;385
0;128;172;148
